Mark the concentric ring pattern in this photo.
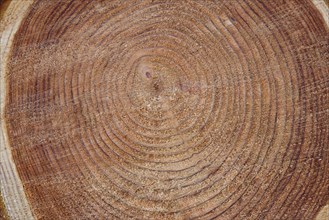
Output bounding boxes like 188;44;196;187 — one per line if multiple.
4;0;329;219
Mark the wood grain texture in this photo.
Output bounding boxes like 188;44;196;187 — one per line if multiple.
313;0;329;25
1;0;34;219
0;192;9;220
1;0;329;219
316;204;329;220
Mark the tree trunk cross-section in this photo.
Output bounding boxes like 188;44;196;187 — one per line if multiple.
1;0;329;219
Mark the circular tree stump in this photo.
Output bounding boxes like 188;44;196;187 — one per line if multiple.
1;0;328;219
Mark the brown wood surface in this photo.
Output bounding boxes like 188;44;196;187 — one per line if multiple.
1;0;329;219
0;193;9;220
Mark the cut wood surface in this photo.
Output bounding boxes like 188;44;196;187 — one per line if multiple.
1;0;328;219
1;0;35;219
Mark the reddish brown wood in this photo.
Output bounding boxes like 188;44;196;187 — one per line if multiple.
1;0;328;219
